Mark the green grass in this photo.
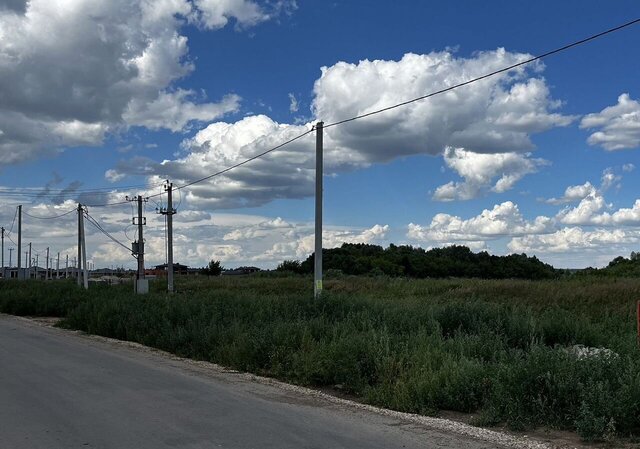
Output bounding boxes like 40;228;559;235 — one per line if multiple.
1;275;639;441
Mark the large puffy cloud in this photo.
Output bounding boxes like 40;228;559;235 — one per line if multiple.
556;190;609;225
312;52;573;158
433;148;548;201
111;49;574;208
580;94;640;150
508;228;639;254
407;201;552;245
0;0;285;164
545;182;596;205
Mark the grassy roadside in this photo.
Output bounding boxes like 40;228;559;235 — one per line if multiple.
1;276;639;441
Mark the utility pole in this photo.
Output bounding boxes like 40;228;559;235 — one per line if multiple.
1;227;4;271
35;254;38;279
128;195;148;294
159;181;176;293
9;248;13;268
314;121;324;299
77;204;82;286
28;243;32;279
65;254;69;279
80;208;88;290
17;205;21;279
56;252;60;279
46;247;49;280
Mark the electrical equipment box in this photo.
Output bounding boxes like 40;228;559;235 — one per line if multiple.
131;241;139;255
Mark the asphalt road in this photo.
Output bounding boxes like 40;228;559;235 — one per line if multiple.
0;315;506;449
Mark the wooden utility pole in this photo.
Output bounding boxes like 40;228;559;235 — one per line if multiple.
314;121;324;298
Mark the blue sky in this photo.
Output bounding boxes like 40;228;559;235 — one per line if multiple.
0;0;639;269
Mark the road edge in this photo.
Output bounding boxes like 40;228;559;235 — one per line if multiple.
6;314;556;449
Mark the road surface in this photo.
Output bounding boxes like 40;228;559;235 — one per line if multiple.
0;314;512;449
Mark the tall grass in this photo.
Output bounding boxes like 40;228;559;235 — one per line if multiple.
1;275;639;440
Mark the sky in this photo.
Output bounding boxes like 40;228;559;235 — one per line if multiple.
0;0;639;270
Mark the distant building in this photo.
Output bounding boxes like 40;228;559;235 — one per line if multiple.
149;263;194;276
221;266;261;276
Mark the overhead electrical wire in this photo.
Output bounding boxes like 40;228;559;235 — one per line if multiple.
0;18;638;206
143;17;640;197
0;180;164;198
324;18;640;129
22;209;76;220
147;129;316;198
84;210;135;257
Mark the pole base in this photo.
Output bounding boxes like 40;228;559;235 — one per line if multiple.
135;279;149;294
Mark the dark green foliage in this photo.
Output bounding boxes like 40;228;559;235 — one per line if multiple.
276;260;305;274
0;280;86;316
573;251;640;277
296;244;557;280
1;275;639;441
201;260;223;276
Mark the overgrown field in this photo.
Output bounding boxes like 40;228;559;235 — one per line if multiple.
1;275;639;441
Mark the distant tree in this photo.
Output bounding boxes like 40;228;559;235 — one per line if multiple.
276;260;303;274
204;260;223;276
285;243;557;280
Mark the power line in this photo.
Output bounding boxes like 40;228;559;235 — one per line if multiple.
148;129;315;198
7;206;17;235
324;18;640;129
84;210;135;256
0;180;164;198
0;19;637;209
83;199;130;208
145;17;639;195
22;209;76;220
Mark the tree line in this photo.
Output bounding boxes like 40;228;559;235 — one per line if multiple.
277;243;558;280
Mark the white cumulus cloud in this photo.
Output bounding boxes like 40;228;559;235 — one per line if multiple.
0;0;283;165
408;201;552;244
433;148;548;201
580;94;640;150
111;49;573;208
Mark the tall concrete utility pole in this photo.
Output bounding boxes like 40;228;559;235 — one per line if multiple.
28;243;32;279
17;205;21;279
9;248;13;268
1;227;4;270
159;182;176;293
314;121;324;299
56;252;60;279
65;254;69;279
130;195;148;294
46;247;49;280
77;204;82;286
80;209;88;290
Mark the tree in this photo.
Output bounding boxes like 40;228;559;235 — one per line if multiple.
276;260;303;273
204;260;223;276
